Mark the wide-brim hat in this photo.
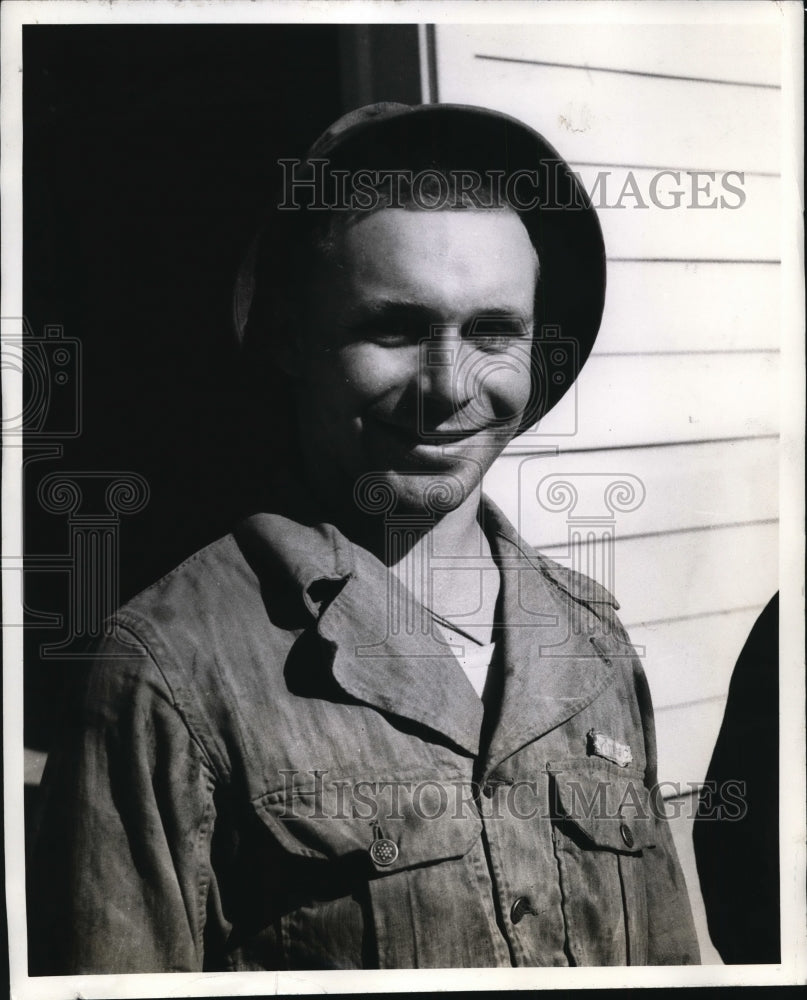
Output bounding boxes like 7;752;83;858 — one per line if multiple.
233;102;606;432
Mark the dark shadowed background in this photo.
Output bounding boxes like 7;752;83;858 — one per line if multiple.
23;23;421;752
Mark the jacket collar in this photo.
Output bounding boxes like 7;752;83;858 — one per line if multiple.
234;496;616;764
478;499;616;774
235;508;485;756
235;512;353;617
318;541;486;757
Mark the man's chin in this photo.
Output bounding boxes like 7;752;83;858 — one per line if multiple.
353;467;484;520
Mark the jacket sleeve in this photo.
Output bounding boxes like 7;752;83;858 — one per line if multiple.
630;647;701;965
28;626;219;974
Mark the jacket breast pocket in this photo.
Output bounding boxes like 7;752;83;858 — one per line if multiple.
252;777;482;870
548;759;658;966
249;777;484;968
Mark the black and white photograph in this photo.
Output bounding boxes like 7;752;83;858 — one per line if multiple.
2;1;804;995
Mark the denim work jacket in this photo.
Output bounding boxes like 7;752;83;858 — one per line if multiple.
30;500;700;972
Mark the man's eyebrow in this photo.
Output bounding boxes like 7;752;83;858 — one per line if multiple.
469;308;533;321
339;300;439;329
341;301;534;325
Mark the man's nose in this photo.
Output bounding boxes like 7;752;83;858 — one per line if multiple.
417;327;473;421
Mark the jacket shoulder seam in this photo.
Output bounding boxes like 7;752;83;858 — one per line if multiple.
110;617;224;783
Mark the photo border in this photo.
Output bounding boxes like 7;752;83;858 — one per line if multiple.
2;1;804;995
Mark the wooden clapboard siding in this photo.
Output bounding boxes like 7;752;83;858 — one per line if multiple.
448;62;779;177
594;262;781;353
572;170;779;261
654;698;729;795
540;524;778;626
485;438;778;545
510;353;778;448
434;25;780;173
437;23;781;90
631;607;769;709
434;23;780;798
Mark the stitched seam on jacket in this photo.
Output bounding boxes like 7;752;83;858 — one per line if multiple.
550;823;578;966
494;530;618;614
111;616;225;781
194;770;217;964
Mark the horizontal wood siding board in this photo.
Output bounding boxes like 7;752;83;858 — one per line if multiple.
577;523;777;625
502;434;778;458
485;437;778;545
482;523;776;629
515;353;778;449
631;605;770;709
475;54;780;91
653;697;730;794
569;161;780;180
436;24;781;89
438;43;780;173
570;170;779;260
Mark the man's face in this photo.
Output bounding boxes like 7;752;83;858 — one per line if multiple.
291;207;538;516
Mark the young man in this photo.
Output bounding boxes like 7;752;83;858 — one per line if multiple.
29;103;699;971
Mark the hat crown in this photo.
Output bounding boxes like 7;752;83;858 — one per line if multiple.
308;102;411;157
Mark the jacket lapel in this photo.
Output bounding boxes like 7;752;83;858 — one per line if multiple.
237;511;484;755
317;545;485;757
480;508;615;774
237;503;614;767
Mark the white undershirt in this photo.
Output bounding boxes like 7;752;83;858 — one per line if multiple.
432;619;496;698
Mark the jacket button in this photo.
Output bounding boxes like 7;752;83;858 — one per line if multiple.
369;838;399;867
620;822;635;849
510;896;533;924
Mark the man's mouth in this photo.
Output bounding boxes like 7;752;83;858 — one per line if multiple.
372;419;479;448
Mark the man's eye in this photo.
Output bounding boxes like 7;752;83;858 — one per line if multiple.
466;317;530;350
468;317;529;338
363;318;431;346
340;321;415;347
368;328;413;347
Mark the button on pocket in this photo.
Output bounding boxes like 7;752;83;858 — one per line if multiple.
369;837;399;867
251;777;482;873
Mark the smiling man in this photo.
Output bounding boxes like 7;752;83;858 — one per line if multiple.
30;103;700;972
288;204;539;656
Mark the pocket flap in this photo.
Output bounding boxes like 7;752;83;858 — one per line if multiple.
252;776;482;874
549;760;657;852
